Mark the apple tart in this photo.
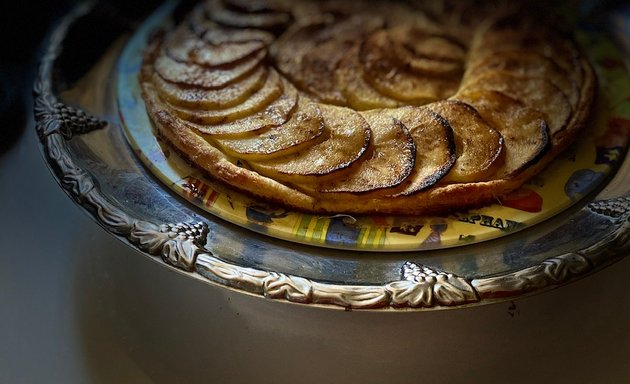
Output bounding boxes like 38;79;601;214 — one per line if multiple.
139;0;596;215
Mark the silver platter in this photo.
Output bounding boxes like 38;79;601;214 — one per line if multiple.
34;1;630;311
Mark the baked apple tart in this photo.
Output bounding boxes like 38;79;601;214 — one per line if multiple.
139;0;596;215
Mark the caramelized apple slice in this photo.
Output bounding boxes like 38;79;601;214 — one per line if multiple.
165;25;266;68
184;79;298;136
315;110;415;193
222;0;290;13
206;0;292;30
465;50;578;109
336;44;402;110
213;101;325;160
248;104;371;183
455;90;550;177
150;65;268;109
360;30;460;103
164;69;283;124
272;19;338;103
272;15;383;104
188;6;275;46
273;24;348;104
471;27;583;88
459;72;572;136
427;100;504;182
191;41;265;68
154;48;266;89
388;25;466;77
385;106;456;194
187;4;214;37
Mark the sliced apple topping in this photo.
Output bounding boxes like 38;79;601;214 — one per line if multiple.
471;27;584;89
385;106;456;194
187;4;212;36
272;14;384;105
388;25;466;77
213;101;325;160
206;0;293;31
222;0;290;14
248;104;371;183
427;100;504;183
272;19;349;105
164;25;266;68
465;50;579;109
455;90;550;177
151;65;268;109
335;44;402;110
154;48;266;89
200;25;275;46
187;5;275;46
459;72;572;136
183;79;299;137
360;30;460;103
164;69;284;124
314;110;415;194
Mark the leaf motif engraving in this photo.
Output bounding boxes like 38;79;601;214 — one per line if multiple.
129;221;165;254
310;283;389;309
263;273;313;303
129;221;209;271
472;253;591;298
196;254;270;292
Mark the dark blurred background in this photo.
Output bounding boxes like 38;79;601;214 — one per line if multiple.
0;0;164;154
0;0;73;153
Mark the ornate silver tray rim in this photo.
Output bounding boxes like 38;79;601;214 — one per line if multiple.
33;1;630;311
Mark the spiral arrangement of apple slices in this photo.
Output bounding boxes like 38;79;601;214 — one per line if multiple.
139;0;596;215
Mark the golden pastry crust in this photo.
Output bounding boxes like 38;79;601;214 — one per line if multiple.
138;0;597;215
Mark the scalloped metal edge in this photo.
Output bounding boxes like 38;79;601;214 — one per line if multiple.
33;2;630;310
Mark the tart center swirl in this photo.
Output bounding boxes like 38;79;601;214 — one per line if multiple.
272;13;467;109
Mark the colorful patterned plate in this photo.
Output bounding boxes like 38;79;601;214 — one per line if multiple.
116;2;630;252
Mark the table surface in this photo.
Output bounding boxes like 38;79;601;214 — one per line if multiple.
3;3;630;384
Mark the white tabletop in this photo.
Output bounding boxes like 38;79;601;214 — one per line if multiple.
1;106;630;383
